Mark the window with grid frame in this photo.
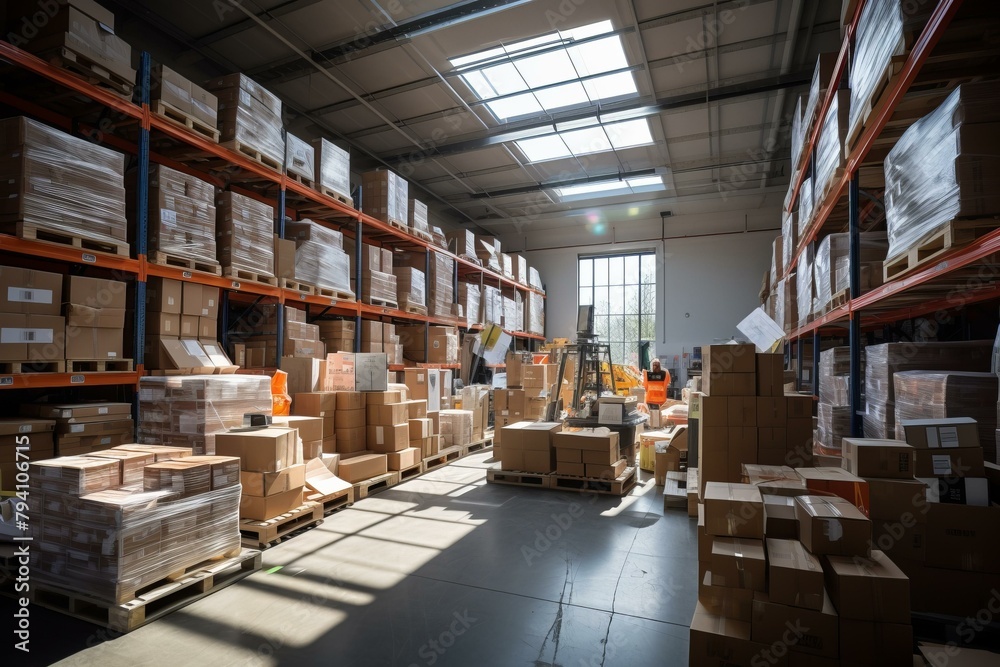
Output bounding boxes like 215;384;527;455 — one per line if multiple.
578;253;656;366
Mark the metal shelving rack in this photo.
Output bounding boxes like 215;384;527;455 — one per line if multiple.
778;0;997;437
0;41;547;392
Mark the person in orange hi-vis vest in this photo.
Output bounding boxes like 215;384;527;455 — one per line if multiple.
643;358;670;409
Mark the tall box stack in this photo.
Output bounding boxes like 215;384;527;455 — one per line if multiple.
0;418;55;493
863;341;992;440
293;391;338;454
64;276;126;363
447;229;476;259
500;421;562;473
137;375;273;455
281;306;325;360
318;320;356;355
145;279;226;372
525;292;544;336
552;429;624;479
365;389;409;454
513;254;529;286
142;164;217;269
353;244;396;306
398;325;458;364
284;132;315;185
150;64;218;130
440;409;473;448
205;73;284;171
493;389;525;452
815;347;861;457
393;266;426;312
0;117;129;254
361;168;408;227
216;191;275;279
312;138;351;203
216;427;305;521
812;89;851;209
476;236;502;273
458;283;481;328
28;452;242;605
408;198;430;237
335;391;367;456
522;364;558;420
392;251;456;319
813;233;888;315
459;385;490;442
286;219;353;298
0;266;64;368
21;402;132;458
481;285;503;325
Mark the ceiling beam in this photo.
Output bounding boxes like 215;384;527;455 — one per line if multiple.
638;0;775;31
193;0;323;46
648;21;838;69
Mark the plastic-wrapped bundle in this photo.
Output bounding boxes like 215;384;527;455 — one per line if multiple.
814;90;851;202
791;53;838;173
773;275;797;334
361;169;408;226
145;164;217;264
206;73;284;168
312;138;351;200
796;245;814;328
458;283;481;327
284;132;315;182
440;409;473;447
138;375;273;455
447;229;477;258
884;82;1000;261
17;5;135;83
892;370;998;460
294;244;353;294
816;404;852;452
408;198;429;234
393;266;426;308
799;176;814;237
151;65;218;128
501;295;521;332
481;285;503;325
529;267;543;291
526;292;544;335
28;477;241;603
428;253;455;317
362;270;397;304
814;232;888;311
769;235;783;288
818;347;859;404
285;219;343;249
790;93;808;172
0;117;128;248
863;341;992;439
781;209;798;279
834;256;884;297
216;191;275;276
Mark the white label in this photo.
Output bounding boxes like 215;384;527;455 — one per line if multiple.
99;437;111;445
938;427;959;449
18;425;31;433
202;308;209;316
70;375;85;384
231;282;241;289
931;455;953;476
82;253;96;263
98;407;108;415
108;352;118;358
376;426;384;444
167;296;176;306
161;209;177;224
71;424;84;433
926;428;939;448
182;271;192;279
7;287;53;305
1;328;53;343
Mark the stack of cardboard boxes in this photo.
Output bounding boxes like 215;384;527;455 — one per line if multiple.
350;242;396;306
361;168;408;228
404;368;442;458
292;391;338;455
142;164;218;269
285;219;353;296
407;398;438;459
284;133;314;185
440;409;473;449
500;421;563;473
205;73;284;171
216;426;304;521
367;389;421;472
408;198;430;237
0;266;64;370
22;402;132;457
335;391;367;457
312;138;351;202
64;276;126;363
447;230;477;259
217;191;275;280
318;320;356;356
815;347;856;457
150;64;218;132
458;283;481;328
144;277;229;372
493;389;525;457
398;325;458;364
553;429;625;479
393;265;426;312
281;306;325;361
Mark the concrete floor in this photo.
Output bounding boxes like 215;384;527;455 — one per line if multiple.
6;452;697;666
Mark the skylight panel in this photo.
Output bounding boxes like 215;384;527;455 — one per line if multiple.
561;126;612;155
451;47;504;69
554;175;666;200
533;82;589;111
488;93;543;120
606;119;653;149
563;20;613;41
515;50;576;87
505;33;560;55
568;37;627;76
584;72;638;102
626;176;664;189
461;70;495;99
516;134;571;162
556;180;627;198
482;63;528;96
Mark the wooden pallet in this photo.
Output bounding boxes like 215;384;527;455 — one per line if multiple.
280;278;316;295
151;100;220;142
222;267;279;287
462;438;492;456
366;296;399;310
42;46;134;97
457;254;482;266
0;360;65;374
486;466;552;489
422;445;463;473
149;251;222;275
0;221;129;257
883;218;1000;282
220;139;282;172
308;487;353;516
352;471;399;500
67;359;134;373
318;186;354;208
550;466;637;496
818;288;850;316
386;219;409;234
399;298;428;315
286;172;314;189
29;550;260;634
310;284;356;301
239;502;323;548
397;462;423;482
410;228;433;243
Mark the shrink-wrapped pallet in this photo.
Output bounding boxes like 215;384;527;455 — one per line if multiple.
216;191;274;277
205;73;283;169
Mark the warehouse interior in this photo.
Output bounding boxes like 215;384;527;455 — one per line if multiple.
1;0;1000;665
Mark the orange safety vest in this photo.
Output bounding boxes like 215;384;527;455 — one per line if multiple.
643;369;669;405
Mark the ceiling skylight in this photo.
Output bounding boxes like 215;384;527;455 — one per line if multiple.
554;176;666;201
451;20;638;122
514;118;654;163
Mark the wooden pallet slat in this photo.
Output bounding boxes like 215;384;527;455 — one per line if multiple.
317;186;354;208
365;296;399;310
486;467;552;488
549;466;637;497
883;218;1000;282
67;359;134;373
352;471;399;500
0;360;65;374
0;221;130;257
151;100;220;142
220;139;283;172
279;278;316;295
149;251;223;275
307;487;353;516
239;502;323;548
43;46;134;97
221;266;279;287
422;445;463;473
398;298;428;315
396;462;423;482
307;284;356;302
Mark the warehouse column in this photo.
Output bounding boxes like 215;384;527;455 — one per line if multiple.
848;173;862;437
133;52;152;438
354;218;363;353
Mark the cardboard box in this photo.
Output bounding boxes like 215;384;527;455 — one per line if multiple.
336;426;366;453
146;277;182;314
240;487;303;521
500;420;562;473
842;438;915;478
796;467;870;515
366;423;410;453
913;447;985;478
337;392;366;411
785;394;813;420
900;417;979;449
338;452;387;482
409;418;433;440
64;324;122;359
702;482;764;538
584;460;627;480
757;397;787;428
824;549;909;623
920;476;989;506
750;591;839;659
293;392;337;416
0;266;62;315
386;447;420;471
766;538;824;610
756;353;785;397
143;460;212;497
838;620;912;667
181;282;203;317
726;397;757;427
147;311;180;337
688;603;780;667
699;571;754;622
795;495;871;556
865;478;928;520
556;461;586;476
271;415;323;443
240;463;306;496
924;504;1000;572
366;402;408;426
763;495;799;539
215;427;296;473
708;537;766;591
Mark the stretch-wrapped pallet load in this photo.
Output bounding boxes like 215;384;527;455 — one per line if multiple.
458;283;481;328
216;191;275;278
151;64;218;130
864;341;992;440
799;176;814;236
526;292;544;336
529;267;543;291
28;455;240;604
893;371;998;462
312;138;351;202
408;198;429;236
481;285;503;325
144;164;217;266
362;271;397;306
204;73;284;170
773;274;797;334
22;402;133;458
284;132;315;184
813;232;888;313
768;235;782;290
815;347;863;456
0;117;128;252
286;220;353;297
796;245;814;328
361;168;408;227
138;375;273;455
883;82;1000;266
790;53;838;173
393;266;426;310
781;209;797;280
447;229;476;258
814;89;851;201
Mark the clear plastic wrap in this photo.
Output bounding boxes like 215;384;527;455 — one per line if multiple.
447;229;477;257
781;209;798;279
796;245;814;327
481;285;503;325
207;74;283;167
529;267;543;291
21;7;135;81
458;283;481;327
791;93;808;172
145;164;217;264
526;292;544;335
0;117;128;246
138;375;273;455
440;409;473;447
513;255;528;285
285;219;343;249
849;0;916;136
409;198;429;234
28;479;241;604
769;235;783;288
814;90;850;201
362;270;397;304
361;169;408;226
892;370;998;460
216;191;275;276
428;253;455;317
863;341;993;439
294;244;353;294
834;257;884;296
312;138;351;200
813;232;888;311
884;82;1000;261
284;132;315;182
393;266;426;308
798;176;814;237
